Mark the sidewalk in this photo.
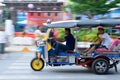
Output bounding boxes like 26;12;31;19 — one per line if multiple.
4;36;36;52
5;45;36;52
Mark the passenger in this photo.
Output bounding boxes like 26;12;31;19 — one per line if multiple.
82;27;111;56
34;26;46;41
53;28;75;57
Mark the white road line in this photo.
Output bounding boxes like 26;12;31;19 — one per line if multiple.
8;66;31;70
15;60;31;63
11;63;30;66
0;75;106;80
3;70;32;74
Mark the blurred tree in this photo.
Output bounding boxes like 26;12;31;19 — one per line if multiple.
66;0;120;19
2;7;11;22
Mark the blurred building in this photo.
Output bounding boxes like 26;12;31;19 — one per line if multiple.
3;0;63;11
3;0;63;25
3;0;72;33
27;11;64;26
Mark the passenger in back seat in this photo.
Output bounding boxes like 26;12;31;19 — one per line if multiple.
81;27;111;55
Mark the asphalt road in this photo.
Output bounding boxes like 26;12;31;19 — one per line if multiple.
0;52;120;80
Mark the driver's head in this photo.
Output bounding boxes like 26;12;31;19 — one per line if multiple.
65;28;71;35
98;28;104;34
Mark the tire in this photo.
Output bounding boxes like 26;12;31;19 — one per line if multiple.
31;58;44;71
92;58;109;74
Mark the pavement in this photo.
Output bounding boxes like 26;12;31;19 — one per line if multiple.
5;45;36;52
0;52;120;80
4;36;36;53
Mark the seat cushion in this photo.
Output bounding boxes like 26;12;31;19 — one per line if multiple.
96;48;109;53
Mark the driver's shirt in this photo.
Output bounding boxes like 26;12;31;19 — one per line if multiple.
65;34;75;50
101;33;111;48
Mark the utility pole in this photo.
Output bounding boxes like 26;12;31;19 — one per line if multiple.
0;3;6;25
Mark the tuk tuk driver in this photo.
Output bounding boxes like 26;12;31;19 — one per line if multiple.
53;28;75;57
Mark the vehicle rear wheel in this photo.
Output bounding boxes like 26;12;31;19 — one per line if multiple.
31;58;44;71
92;58;109;74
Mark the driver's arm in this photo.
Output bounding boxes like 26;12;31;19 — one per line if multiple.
53;37;66;42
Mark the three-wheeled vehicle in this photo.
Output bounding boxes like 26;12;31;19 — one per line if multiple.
31;19;120;74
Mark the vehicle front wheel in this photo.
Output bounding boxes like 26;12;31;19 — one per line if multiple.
31;58;44;71
92;58;109;74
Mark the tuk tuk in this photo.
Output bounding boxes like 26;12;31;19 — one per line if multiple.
31;19;120;74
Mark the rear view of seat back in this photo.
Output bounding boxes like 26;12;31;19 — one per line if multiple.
109;39;120;52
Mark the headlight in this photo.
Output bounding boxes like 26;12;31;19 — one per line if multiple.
36;40;45;46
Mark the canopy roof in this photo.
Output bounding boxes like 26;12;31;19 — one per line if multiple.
44;20;77;28
99;19;120;26
44;19;120;28
77;20;100;27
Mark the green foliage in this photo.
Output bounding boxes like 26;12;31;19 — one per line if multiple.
2;7;11;21
66;0;120;18
76;28;98;42
57;28;66;38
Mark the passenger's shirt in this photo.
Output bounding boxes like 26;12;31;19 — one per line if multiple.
65;34;75;50
101;33;111;48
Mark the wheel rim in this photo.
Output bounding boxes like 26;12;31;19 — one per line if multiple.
95;61;107;73
32;59;43;70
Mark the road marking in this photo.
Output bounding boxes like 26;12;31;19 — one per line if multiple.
3;70;32;74
15;60;31;63
11;63;30;66
8;66;31;70
0;75;106;80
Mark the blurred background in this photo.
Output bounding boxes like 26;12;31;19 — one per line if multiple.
0;0;120;53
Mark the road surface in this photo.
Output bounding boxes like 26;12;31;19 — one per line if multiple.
0;52;120;80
